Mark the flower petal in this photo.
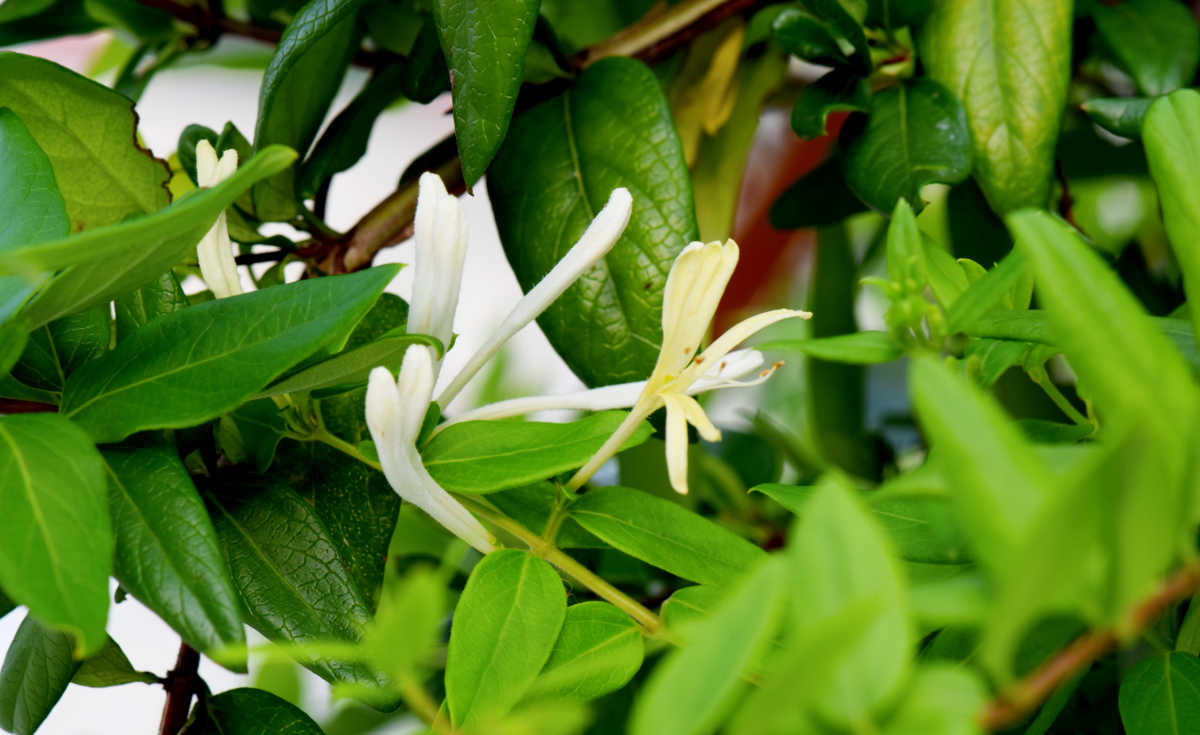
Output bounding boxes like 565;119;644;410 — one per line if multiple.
684;308;809;384
656;240;738;377
409;172;468;347
437;187;633;407
195;140;219;187
675;392;721;443
439;380;645;429
661;394;692;494
394;345;436;441
391;444;495;554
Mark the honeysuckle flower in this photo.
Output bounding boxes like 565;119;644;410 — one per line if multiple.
366;345;495;553
434;186;634;407
407;172;468;350
565;240;811;495
194;140;242;299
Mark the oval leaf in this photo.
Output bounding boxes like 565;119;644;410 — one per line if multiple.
445;549;567;727
0;413;110;655
60;265;396;443
525;601;644;701
568;485;764;586
0;614;80;735
186;688;324;735
489;57;698;387
104;447;246;656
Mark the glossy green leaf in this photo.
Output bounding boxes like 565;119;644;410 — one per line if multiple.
11;305;109;391
772;9;852;68
769;154;868;228
760;332;903;364
920;0;1072;212
526;601;644;701
260;330;438;398
72;636;156;687
1082;96;1153;139
186;688;325;735
1144;89;1200;337
1094;0;1200;96
842;78;972;213
908;356;1050;575
446;549;567;727
0;52;168;231
630;556;786;735
489;57;698;387
797;0;872;73
253;0;363;220
786;475;911;724
60;266;396;443
232;399;288;471
103;447;245;655
0;413;110;655
882;664;987;735
433;0;539;186
0;614;80;735
424;412;653;494
210;480;388;696
0;108;68;251
1119;652;1200;735
790;70;869;139
569;486;764;586
12;146;298;329
114;271;189;341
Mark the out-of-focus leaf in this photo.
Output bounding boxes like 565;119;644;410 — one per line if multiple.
1093;0;1200;96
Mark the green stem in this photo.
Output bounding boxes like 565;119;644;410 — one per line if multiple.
397;675;457;735
1030;367;1089;427
310;428;380;470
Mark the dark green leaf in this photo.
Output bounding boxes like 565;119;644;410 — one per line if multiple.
760;331;903;364
0;0;53;22
0;614;80;735
866;0;931;28
60;266;396;443
260;330;439;398
490;57;697;386
186;688;324;735
231;399;288;471
569;486;764;586
11;305;109;391
773;9;851;67
790;70;869;139
1119;652;1200;734
798;0;872;74
72;636;156;687
446;549;566;727
433;0;540;186
253;0;364;220
104;447;246;656
0;413;110;655
114;270;189;341
526;601;644;701
0;51;168;231
11;146;298;329
920;0;1072;212
423;412;653;494
1093;0;1200;96
769;154;868;229
1082;96;1153;139
842;78;972;213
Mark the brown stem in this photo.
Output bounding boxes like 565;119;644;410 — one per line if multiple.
0;399;57;414
980;562;1200;731
1055;159;1080;232
158;642;201;735
574;0;765;69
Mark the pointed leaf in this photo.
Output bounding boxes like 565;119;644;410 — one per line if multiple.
1119;652;1200;735
760;331;903;364
0;614;79;735
526;601;644;702
72;636;156;687
186;688;324;735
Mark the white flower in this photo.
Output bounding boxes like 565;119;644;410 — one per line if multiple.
407;172;468;350
366;346;495;554
565;240;810;495
194;140;243;299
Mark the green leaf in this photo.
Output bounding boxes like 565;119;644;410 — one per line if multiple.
489;57;698;387
920;0;1072;212
253;0;363;220
210;480;389;697
11;305;110;391
114;271;189;341
433;0;540;186
0;413;110;655
866;0;931;28
525;601;644;702
359;567;444;682
446;549;567;727
786;475;911;724
1093;0;1200;96
0;324;25;379
0;108;68;251
769;154;868;228
660;584;725;629
630;556;786;735
797;0;872;74
60;266;396;443
1082;96;1153;139
881;664;987;735
842;78;972;213
186;688;324;735
0;0;54;22
11;146;298;329
945;251;1028;333
423;412;653;495
790;70;869;139
773;9;853;68
568;485;764;586
0;51;168;231
760;331;903;364
0;614;80;735
260;329;438;398
1119;652;1200;735
908;356;1050;575
1144;89;1200;338
72;636;156;687
103;447;246;656
231;399;288;471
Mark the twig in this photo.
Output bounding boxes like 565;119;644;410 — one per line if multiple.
158;642;202;735
234;249;290;265
980;561;1200;730
1056;159;1080;231
0;399;57;413
573;0;764;69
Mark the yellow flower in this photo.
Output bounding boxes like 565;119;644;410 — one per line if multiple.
566;240;810;494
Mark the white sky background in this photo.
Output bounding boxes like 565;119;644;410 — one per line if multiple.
0;34;585;734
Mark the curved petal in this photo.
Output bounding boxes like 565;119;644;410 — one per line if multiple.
683;308;809;384
393;444;494;554
660;394;692;494
409;172;468;347
439;380;645;430
394;345;437;441
656;240;739;378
